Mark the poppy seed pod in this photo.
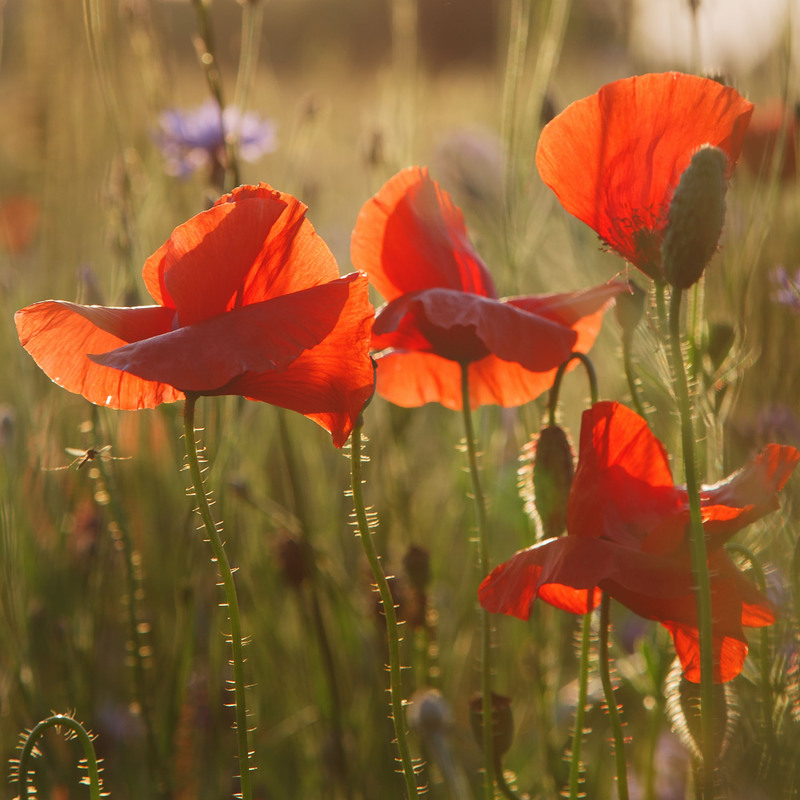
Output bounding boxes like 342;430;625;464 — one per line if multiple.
662;145;728;290
527;425;575;538
469;692;514;760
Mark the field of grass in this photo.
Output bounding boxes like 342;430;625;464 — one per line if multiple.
3;1;800;799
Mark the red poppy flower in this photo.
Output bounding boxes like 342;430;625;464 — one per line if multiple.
479;401;799;682
351;166;623;409
536;72;754;282
15;184;375;447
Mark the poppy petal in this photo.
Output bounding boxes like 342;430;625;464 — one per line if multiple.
15;301;182;409
351;166;497;300
506;281;626;353
568;401;681;546
372;288;577;368
374;348;586;410
215;272;375;447
698;444;799;536
143;185;340;324
89;279;358;394
536;73;753;276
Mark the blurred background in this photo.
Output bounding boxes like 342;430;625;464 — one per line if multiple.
2;1;800;799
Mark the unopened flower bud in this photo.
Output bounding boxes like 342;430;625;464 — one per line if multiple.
402;545;431;592
662;145;728;290
614;282;646;338
520;425;575;538
469;692;514;760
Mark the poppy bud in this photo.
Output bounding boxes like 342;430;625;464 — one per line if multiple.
520;425;575;538
402;545;431;593
614;282;646;339
662;145;728;290
469;692;514;760
275;531;312;588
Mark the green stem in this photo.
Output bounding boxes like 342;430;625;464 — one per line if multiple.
598;594;629;800
668;289;715;797
182;393;252;800
495;756;522;800
547;352;599;426
460;363;495;799
349;417;420;799
725;543;774;750
191;0;241;191
16;714;104;800
622;331;647;418
568;612;592;800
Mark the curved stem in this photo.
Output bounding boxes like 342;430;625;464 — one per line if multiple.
349;417;420;799
598;594;629;800
547;352;598;426
495;759;522;800
17;715;104;800
622;331;647;418
183;393;252;800
568;612;592;800
668;289;715;797
460;363;495;799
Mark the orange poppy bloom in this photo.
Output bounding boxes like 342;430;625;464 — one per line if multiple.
536;72;754;282
479;401;798;682
16;184;375;447
351;167;623;409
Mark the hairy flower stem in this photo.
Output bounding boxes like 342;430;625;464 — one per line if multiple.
183;393;252;800
547;352;598;426
668;289;715;797
349;417;420;800
460;363;495;800
16;715;103;800
599;594;629;800
622;331;647;418
568;612;592;800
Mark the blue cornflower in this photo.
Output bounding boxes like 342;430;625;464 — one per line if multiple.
154;99;277;178
772;265;800;313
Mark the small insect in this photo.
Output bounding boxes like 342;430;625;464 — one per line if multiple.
46;446;130;471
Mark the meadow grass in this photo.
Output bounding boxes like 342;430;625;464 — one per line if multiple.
2;1;800;799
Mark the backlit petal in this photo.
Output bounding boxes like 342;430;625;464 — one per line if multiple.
90;280;357;394
143;185;340;324
351;166;497;300
214;272;375;447
15;301;182;409
536;73;753;276
373;288;577;367
568;401;681;545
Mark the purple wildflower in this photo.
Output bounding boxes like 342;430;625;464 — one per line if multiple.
154;99;277;178
772;265;800;312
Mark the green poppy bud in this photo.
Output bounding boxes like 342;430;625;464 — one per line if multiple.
662;145;728;290
520;425;575;538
